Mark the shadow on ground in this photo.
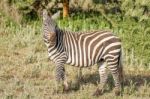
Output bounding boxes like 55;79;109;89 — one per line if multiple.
69;72;150;92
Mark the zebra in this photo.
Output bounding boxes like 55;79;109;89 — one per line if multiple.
42;9;123;96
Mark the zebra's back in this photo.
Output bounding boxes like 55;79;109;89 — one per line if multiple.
63;30;121;67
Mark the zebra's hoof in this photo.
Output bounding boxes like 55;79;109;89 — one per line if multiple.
93;88;103;96
63;85;70;93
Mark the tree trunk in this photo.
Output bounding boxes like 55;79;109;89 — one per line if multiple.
63;0;69;18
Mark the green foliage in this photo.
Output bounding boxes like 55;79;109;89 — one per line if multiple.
121;0;150;21
1;0;149;23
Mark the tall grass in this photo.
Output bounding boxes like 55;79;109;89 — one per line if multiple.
0;11;150;98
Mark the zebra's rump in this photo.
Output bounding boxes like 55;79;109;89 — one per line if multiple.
64;30;121;67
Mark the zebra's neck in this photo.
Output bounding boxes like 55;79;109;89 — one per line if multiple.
46;28;65;60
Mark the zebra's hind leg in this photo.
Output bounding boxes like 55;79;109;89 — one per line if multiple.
93;61;108;96
106;57;122;96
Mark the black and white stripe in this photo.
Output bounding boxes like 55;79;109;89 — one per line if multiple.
42;10;123;95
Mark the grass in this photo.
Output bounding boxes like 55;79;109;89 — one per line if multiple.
0;11;150;99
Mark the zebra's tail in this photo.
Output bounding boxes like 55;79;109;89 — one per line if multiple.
118;49;124;92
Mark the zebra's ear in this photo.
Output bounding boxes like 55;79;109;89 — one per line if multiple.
51;11;61;20
43;9;48;21
43;9;60;20
43;9;52;21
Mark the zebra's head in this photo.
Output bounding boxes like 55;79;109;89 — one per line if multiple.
43;9;60;44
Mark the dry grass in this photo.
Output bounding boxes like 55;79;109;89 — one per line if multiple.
0;42;150;99
0;17;150;99
0;0;22;24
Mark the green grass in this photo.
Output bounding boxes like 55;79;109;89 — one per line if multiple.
0;12;150;99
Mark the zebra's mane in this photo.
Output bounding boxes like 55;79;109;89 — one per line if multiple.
60;29;111;35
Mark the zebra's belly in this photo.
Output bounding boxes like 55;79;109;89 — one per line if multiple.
65;55;99;67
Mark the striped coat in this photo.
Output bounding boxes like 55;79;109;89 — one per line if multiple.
46;30;121;67
43;9;123;96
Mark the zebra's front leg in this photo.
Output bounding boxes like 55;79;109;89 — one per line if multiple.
93;61;108;96
54;63;69;93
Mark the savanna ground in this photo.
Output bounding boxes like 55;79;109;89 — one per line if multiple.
0;10;150;99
